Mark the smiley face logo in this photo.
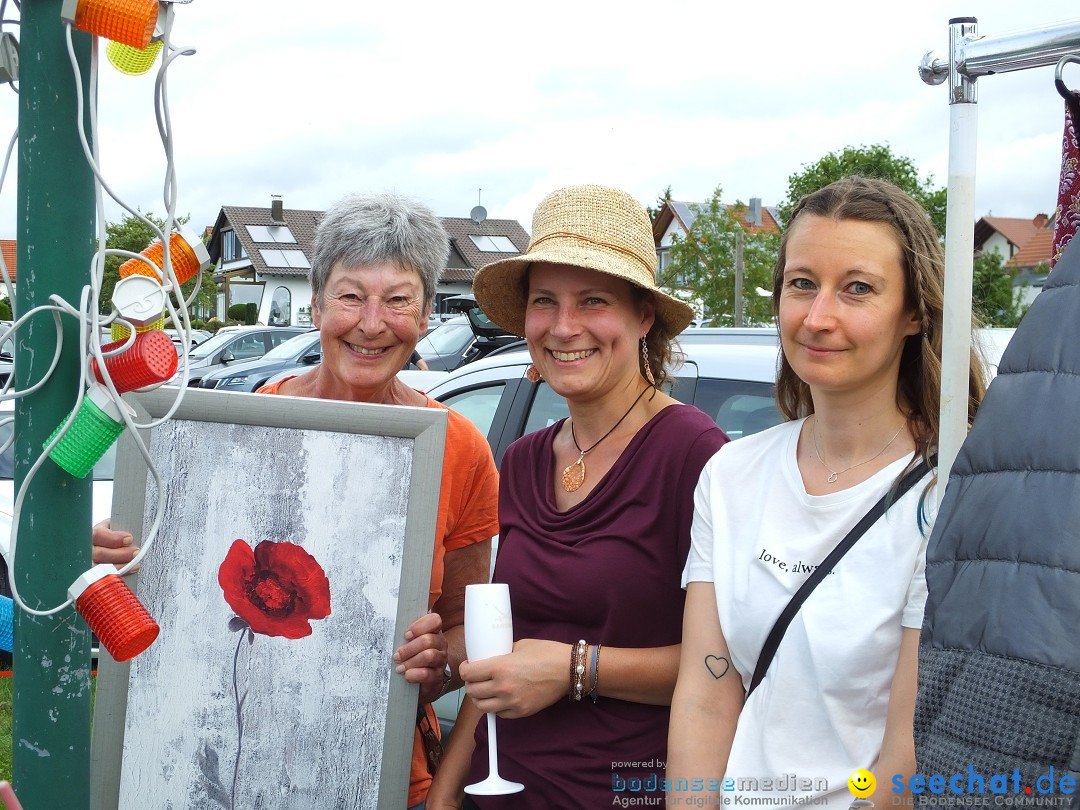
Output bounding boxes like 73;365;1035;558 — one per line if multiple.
848;768;876;798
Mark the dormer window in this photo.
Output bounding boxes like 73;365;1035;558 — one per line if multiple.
222;230;247;261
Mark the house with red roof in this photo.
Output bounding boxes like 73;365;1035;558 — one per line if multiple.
651;198;781;324
974;214;1056;308
652;198;781;280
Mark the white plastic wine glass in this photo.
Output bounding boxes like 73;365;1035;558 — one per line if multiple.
463;583;525;796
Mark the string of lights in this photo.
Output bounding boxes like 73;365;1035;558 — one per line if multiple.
0;0;202;661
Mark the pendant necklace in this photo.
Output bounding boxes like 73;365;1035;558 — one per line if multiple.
562;387;651;493
811;416;906;484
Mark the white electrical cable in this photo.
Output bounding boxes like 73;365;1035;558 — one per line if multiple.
0;305;67;401
153;6;201;375
3;17;200;615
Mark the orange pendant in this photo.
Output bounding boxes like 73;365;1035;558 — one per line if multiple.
562;459;586;492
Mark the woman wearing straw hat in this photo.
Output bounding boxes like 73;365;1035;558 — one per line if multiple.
426;185;728;809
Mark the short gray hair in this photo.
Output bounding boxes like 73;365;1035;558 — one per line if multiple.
310;192;449;307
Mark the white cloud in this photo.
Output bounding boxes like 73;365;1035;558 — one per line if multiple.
0;0;1074;241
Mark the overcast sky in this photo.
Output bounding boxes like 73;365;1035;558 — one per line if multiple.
2;0;1079;238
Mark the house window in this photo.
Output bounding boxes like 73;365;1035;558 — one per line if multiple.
657;247;688;286
222;230;246;261
269;287;292;326
227;282;264;310
468;235;518;253
657;247;670;272
246;225;297;244
259;249;311;269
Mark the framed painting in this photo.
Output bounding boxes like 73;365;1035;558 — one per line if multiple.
90;387;447;809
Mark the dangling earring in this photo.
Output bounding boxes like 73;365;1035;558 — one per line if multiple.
641;337;656;387
526;364;541;383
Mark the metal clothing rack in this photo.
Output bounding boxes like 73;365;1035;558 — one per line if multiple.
918;17;1080;496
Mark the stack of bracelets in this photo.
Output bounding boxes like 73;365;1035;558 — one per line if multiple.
568;640;602;704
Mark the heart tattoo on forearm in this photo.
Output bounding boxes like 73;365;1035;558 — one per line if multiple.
704;654;730;679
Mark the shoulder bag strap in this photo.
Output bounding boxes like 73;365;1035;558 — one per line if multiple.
746;456;934;698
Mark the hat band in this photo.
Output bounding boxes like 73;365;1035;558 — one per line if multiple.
529;231;654;281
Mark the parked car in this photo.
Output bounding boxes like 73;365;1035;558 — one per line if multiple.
677;326;1015;380
0;326;12;388
676;326;780;347
163;328;212;352
168;325;308;387
425;341;786;469
415;299;518;371
198;330;320;392
975;327;1015;377
408;317;473;371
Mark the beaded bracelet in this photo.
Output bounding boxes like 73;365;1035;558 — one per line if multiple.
569;639;587;702
589;643;602;703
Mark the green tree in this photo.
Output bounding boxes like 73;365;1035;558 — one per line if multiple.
646;185;673;223
973;248;1027;326
658;186;779;326
779;143;947;236
101;211;212;316
181;270;217;318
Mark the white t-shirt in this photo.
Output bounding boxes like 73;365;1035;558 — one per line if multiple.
683;418;936;808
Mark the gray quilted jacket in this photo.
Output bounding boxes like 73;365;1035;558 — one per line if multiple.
916;237;1080;787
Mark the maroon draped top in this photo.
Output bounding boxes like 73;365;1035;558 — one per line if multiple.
467;404;727;809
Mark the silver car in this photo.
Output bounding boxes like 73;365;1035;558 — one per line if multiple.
425;338;785;469
198;330;321;392
168;325;308;387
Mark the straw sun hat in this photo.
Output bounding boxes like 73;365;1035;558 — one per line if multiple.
473;184;694;339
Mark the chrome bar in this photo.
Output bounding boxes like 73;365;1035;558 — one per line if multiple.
919;18;1080;86
958;19;1080;78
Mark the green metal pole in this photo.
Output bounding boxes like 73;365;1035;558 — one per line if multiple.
13;1;95;807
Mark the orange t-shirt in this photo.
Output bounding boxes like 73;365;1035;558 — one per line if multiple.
257;380;499;806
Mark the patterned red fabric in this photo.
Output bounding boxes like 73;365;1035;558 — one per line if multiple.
1052;100;1080;268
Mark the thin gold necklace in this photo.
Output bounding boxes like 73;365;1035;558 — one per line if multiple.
811;416;906;484
561;387;651;493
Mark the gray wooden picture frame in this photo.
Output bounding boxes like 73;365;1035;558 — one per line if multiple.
89;387;446;809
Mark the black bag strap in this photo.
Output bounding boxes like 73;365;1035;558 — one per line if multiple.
746;456;934;698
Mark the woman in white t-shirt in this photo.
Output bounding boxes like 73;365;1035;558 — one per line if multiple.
667;177;987;808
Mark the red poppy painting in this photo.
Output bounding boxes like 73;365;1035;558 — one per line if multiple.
218;539;331;639
215;538;332;808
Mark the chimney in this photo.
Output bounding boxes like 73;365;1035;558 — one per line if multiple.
1032;213;1049;229
747;197;763;227
271;195;284;223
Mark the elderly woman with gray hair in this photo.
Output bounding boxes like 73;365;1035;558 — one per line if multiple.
94;192;498;809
